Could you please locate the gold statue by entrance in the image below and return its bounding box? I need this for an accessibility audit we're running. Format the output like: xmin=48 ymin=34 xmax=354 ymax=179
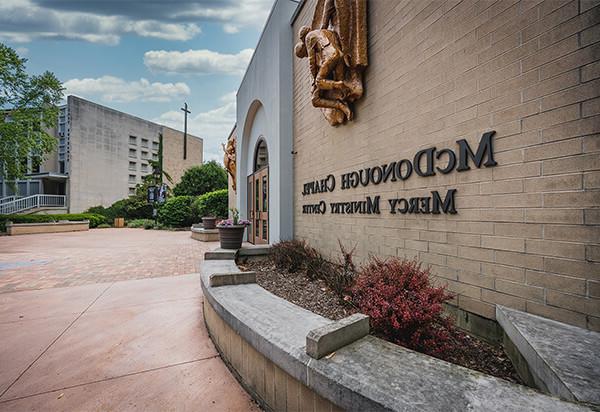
xmin=222 ymin=137 xmax=237 ymax=191
xmin=295 ymin=0 xmax=368 ymax=126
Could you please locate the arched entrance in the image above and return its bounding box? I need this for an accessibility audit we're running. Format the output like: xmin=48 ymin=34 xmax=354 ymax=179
xmin=247 ymin=139 xmax=269 ymax=244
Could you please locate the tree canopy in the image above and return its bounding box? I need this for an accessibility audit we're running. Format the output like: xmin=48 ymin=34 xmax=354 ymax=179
xmin=0 ymin=43 xmax=64 ymax=181
xmin=173 ymin=160 xmax=228 ymax=197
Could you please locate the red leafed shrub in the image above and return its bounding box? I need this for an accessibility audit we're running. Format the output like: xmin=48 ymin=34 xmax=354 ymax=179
xmin=351 ymin=257 xmax=456 ymax=356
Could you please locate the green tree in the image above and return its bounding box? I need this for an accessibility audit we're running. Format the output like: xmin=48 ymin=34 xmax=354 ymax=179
xmin=0 ymin=43 xmax=64 ymax=181
xmin=173 ymin=160 xmax=227 ymax=196
xmin=192 ymin=189 xmax=228 ymax=219
xmin=143 ymin=159 xmax=173 ymax=188
xmin=157 ymin=195 xmax=196 ymax=227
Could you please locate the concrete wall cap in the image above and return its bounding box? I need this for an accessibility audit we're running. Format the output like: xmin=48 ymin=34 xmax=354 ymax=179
xmin=306 ymin=313 xmax=370 ymax=359
xmin=209 ymin=271 xmax=257 ymax=287
xmin=497 ymin=305 xmax=600 ymax=405
xmin=200 ymin=261 xmax=592 ymax=411
xmin=6 ymin=220 xmax=89 ymax=227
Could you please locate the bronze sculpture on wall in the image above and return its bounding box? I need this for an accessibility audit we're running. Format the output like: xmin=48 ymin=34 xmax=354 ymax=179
xmin=295 ymin=0 xmax=368 ymax=126
xmin=222 ymin=137 xmax=237 ymax=191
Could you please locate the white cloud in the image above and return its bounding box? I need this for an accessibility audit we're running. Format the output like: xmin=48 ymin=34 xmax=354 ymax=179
xmin=154 ymin=92 xmax=236 ymax=162
xmin=126 ymin=21 xmax=200 ymax=42
xmin=64 ymin=76 xmax=190 ymax=103
xmin=223 ymin=24 xmax=240 ymax=34
xmin=144 ymin=48 xmax=254 ymax=75
xmin=171 ymin=0 xmax=273 ymax=33
xmin=0 ymin=0 xmax=200 ymax=45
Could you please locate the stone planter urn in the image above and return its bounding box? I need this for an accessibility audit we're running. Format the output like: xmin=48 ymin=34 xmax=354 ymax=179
xmin=217 ymin=225 xmax=246 ymax=249
xmin=202 ymin=217 xmax=217 ymax=229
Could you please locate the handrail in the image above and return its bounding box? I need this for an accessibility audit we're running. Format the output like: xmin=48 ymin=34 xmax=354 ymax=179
xmin=0 ymin=196 xmax=19 ymax=205
xmin=0 ymin=194 xmax=66 ymax=215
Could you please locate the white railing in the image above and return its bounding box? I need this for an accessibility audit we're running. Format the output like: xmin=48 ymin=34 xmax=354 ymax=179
xmin=0 ymin=196 xmax=19 ymax=205
xmin=0 ymin=194 xmax=66 ymax=215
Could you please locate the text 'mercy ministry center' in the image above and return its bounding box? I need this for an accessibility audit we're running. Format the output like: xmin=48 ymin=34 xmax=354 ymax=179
xmin=301 ymin=131 xmax=498 ymax=216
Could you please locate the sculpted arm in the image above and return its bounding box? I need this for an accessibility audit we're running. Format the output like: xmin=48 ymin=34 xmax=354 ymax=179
xmin=308 ymin=43 xmax=318 ymax=79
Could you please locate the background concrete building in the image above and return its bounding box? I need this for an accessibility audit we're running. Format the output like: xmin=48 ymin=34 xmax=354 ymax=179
xmin=1 ymin=95 xmax=202 ymax=213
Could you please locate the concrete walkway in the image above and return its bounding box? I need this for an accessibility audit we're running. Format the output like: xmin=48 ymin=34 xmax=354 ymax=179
xmin=0 ymin=230 xmax=259 ymax=411
xmin=0 ymin=229 xmax=209 ymax=293
xmin=0 ymin=274 xmax=259 ymax=411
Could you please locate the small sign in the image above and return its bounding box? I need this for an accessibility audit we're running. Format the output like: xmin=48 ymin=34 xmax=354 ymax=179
xmin=158 ymin=184 xmax=167 ymax=204
xmin=147 ymin=186 xmax=156 ymax=203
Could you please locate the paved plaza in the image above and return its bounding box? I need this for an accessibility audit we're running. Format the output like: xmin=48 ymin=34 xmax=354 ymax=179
xmin=0 ymin=229 xmax=259 ymax=411
xmin=0 ymin=228 xmax=209 ymax=293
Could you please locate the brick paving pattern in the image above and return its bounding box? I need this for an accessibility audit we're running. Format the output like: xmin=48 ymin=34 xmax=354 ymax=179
xmin=0 ymin=229 xmax=258 ymax=411
xmin=0 ymin=228 xmax=215 ymax=293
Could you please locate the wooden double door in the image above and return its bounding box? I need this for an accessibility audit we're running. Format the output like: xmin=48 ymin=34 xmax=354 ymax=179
xmin=247 ymin=167 xmax=269 ymax=244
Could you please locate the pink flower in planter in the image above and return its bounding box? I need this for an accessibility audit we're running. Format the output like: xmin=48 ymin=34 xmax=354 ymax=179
xmin=217 ymin=219 xmax=251 ymax=227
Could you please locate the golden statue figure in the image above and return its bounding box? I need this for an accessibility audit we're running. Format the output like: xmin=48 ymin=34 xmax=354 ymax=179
xmin=295 ymin=0 xmax=368 ymax=126
xmin=222 ymin=137 xmax=236 ymax=191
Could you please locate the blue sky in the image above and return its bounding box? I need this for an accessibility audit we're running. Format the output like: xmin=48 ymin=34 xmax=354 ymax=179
xmin=0 ymin=0 xmax=277 ymax=161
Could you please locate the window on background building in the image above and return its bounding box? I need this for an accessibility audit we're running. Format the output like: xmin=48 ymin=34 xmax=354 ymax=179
xmin=129 ymin=161 xmax=136 ymax=171
xmin=129 ymin=136 xmax=137 ymax=145
xmin=152 ymin=141 xmax=159 ymax=151
xmin=59 ymin=161 xmax=65 ymax=174
xmin=17 ymin=181 xmax=27 ymax=196
xmin=129 ymin=148 xmax=136 ymax=158
xmin=128 ymin=187 xmax=135 ymax=195
xmin=152 ymin=153 xmax=158 ymax=161
xmin=141 ymin=138 xmax=149 ymax=148
xmin=30 ymin=181 xmax=40 ymax=195
xmin=141 ymin=163 xmax=148 ymax=173
xmin=128 ymin=174 xmax=136 ymax=183
xmin=141 ymin=151 xmax=148 ymax=160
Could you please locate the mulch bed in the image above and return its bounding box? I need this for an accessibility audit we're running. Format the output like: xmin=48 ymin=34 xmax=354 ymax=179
xmin=240 ymin=259 xmax=523 ymax=385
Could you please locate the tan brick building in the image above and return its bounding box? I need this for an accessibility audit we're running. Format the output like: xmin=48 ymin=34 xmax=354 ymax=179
xmin=290 ymin=0 xmax=600 ymax=331
xmin=0 ymin=96 xmax=203 ymax=213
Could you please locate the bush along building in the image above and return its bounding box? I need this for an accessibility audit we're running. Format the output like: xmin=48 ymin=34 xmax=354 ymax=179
xmin=0 ymin=95 xmax=203 ymax=214
xmin=227 ymin=0 xmax=600 ymax=408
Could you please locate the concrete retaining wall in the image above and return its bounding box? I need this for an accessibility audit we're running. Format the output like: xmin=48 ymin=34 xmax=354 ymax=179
xmin=204 ymin=300 xmax=341 ymax=412
xmin=6 ymin=220 xmax=89 ymax=235
xmin=200 ymin=258 xmax=591 ymax=412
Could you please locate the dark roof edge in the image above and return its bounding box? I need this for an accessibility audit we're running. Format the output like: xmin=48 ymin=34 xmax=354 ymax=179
xmin=290 ymin=0 xmax=308 ymax=24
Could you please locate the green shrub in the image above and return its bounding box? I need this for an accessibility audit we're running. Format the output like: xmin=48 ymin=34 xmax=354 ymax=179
xmin=86 ymin=205 xmax=107 ymax=216
xmin=122 ymin=197 xmax=153 ymax=220
xmin=86 ymin=201 xmax=125 ymax=222
xmin=85 ymin=191 xmax=153 ymax=222
xmin=144 ymin=221 xmax=155 ymax=230
xmin=96 ymin=223 xmax=111 ymax=229
xmin=84 ymin=214 xmax=107 ymax=228
xmin=127 ymin=218 xmax=154 ymax=228
xmin=157 ymin=196 xmax=195 ymax=228
xmin=173 ymin=161 xmax=227 ymax=196
xmin=192 ymin=189 xmax=228 ymax=219
xmin=0 ymin=213 xmax=107 ymax=231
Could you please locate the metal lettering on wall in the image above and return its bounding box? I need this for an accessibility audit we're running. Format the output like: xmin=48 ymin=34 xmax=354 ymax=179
xmin=300 ymin=131 xmax=497 ymax=215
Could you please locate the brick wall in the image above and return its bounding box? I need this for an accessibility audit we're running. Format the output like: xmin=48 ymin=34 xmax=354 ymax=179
xmin=293 ymin=0 xmax=600 ymax=330
xmin=161 ymin=126 xmax=203 ymax=185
